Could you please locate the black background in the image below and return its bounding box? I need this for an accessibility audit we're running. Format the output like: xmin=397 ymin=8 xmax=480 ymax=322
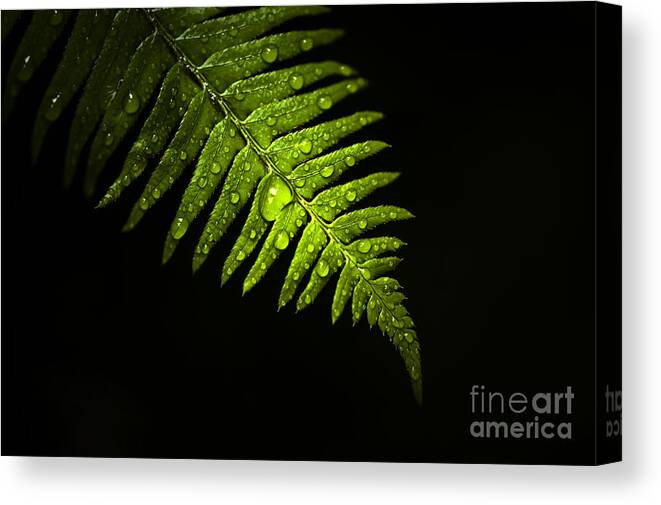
xmin=2 ymin=3 xmax=601 ymax=463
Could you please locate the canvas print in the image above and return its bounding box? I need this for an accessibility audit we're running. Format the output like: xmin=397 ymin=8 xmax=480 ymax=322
xmin=1 ymin=3 xmax=621 ymax=464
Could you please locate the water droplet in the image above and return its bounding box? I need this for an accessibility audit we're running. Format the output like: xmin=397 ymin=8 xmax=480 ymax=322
xmin=211 ymin=162 xmax=221 ymax=174
xmin=49 ymin=10 xmax=63 ymax=26
xmin=339 ymin=65 xmax=353 ymax=76
xmin=389 ymin=211 xmax=397 ymax=219
xmin=259 ymin=175 xmax=292 ymax=221
xmin=295 ymin=219 xmax=303 ymax=227
xmin=288 ymin=73 xmax=304 ymax=90
xmin=344 ymin=155 xmax=356 ymax=167
xmin=345 ymin=190 xmax=357 ymax=202
xmin=358 ymin=240 xmax=371 ymax=253
xmin=103 ymin=132 xmax=114 ymax=146
xmin=244 ymin=162 xmax=251 ymax=172
xmin=300 ymin=38 xmax=314 ymax=51
xmin=266 ymin=116 xmax=277 ymax=127
xmin=197 ymin=176 xmax=208 ymax=188
xmin=298 ymin=138 xmax=312 ymax=154
xmin=346 ymin=82 xmax=358 ymax=93
xmin=274 ymin=230 xmax=290 ymax=250
xmin=260 ymin=44 xmax=279 ymax=63
xmin=17 ymin=55 xmax=33 ymax=82
xmin=306 ymin=244 xmax=315 ymax=253
xmin=358 ymin=219 xmax=368 ymax=230
xmin=171 ymin=217 xmax=189 ymax=240
xmin=179 ymin=151 xmax=187 ymax=161
xmin=139 ymin=197 xmax=149 ymax=210
xmin=230 ymin=192 xmax=240 ymax=204
xmin=151 ymin=187 xmax=161 ymax=199
xmin=124 ymin=92 xmax=139 ymax=115
xmin=229 ymin=26 xmax=239 ymax=37
xmin=45 ymin=93 xmax=63 ymax=121
xmin=317 ymin=165 xmax=333 ymax=179
xmin=316 ymin=259 xmax=330 ymax=277
xmin=304 ymin=294 xmax=311 ymax=304
xmin=237 ymin=250 xmax=246 ymax=261
xmin=317 ymin=95 xmax=332 ymax=110
xmin=293 ymin=178 xmax=305 ymax=188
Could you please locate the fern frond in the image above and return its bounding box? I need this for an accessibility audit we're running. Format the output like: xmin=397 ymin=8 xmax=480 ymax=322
xmin=3 ymin=7 xmax=423 ymax=404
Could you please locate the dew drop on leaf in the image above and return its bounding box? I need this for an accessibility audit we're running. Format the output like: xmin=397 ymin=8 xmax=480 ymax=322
xmin=299 ymin=37 xmax=313 ymax=51
xmin=259 ymin=175 xmax=292 ymax=221
xmin=358 ymin=240 xmax=371 ymax=253
xmin=274 ymin=230 xmax=290 ymax=250
xmin=230 ymin=191 xmax=240 ymax=204
xmin=210 ymin=162 xmax=221 ymax=174
xmin=288 ymin=73 xmax=304 ymax=90
xmin=298 ymin=138 xmax=312 ymax=154
xmin=171 ymin=217 xmax=189 ymax=240
xmin=237 ymin=250 xmax=246 ymax=261
xmin=260 ymin=44 xmax=279 ymax=63
xmin=345 ymin=190 xmax=357 ymax=202
xmin=316 ymin=259 xmax=330 ymax=278
xmin=317 ymin=95 xmax=332 ymax=110
xmin=358 ymin=219 xmax=368 ymax=230
xmin=124 ymin=92 xmax=140 ymax=115
xmin=344 ymin=155 xmax=356 ymax=167
xmin=320 ymin=166 xmax=334 ymax=178
xmin=179 ymin=151 xmax=188 ymax=161
xmin=49 ymin=10 xmax=63 ymax=26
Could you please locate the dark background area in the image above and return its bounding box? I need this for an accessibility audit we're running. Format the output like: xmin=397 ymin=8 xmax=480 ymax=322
xmin=2 ymin=3 xmax=603 ymax=463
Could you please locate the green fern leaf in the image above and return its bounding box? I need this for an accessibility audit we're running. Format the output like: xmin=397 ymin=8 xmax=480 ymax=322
xmin=3 ymin=6 xmax=423 ymax=404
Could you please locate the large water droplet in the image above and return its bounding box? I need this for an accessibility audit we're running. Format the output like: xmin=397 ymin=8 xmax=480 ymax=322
xmin=345 ymin=190 xmax=357 ymax=202
xmin=152 ymin=187 xmax=161 ymax=199
xmin=274 ymin=230 xmax=290 ymax=250
xmin=171 ymin=216 xmax=189 ymax=240
xmin=358 ymin=240 xmax=371 ymax=253
xmin=320 ymin=166 xmax=334 ymax=178
xmin=230 ymin=191 xmax=240 ymax=204
xmin=17 ymin=55 xmax=33 ymax=82
xmin=298 ymin=138 xmax=312 ymax=154
xmin=259 ymin=174 xmax=292 ymax=221
xmin=344 ymin=155 xmax=356 ymax=167
xmin=300 ymin=38 xmax=314 ymax=51
xmin=124 ymin=92 xmax=140 ymax=114
xmin=317 ymin=95 xmax=332 ymax=110
xmin=197 ymin=176 xmax=208 ymax=188
xmin=179 ymin=151 xmax=188 ymax=161
xmin=211 ymin=162 xmax=221 ymax=174
xmin=358 ymin=219 xmax=368 ymax=230
xmin=316 ymin=259 xmax=329 ymax=278
xmin=49 ymin=10 xmax=63 ymax=26
xmin=260 ymin=44 xmax=279 ymax=63
xmin=45 ymin=92 xmax=63 ymax=121
xmin=237 ymin=250 xmax=246 ymax=261
xmin=288 ymin=73 xmax=304 ymax=90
